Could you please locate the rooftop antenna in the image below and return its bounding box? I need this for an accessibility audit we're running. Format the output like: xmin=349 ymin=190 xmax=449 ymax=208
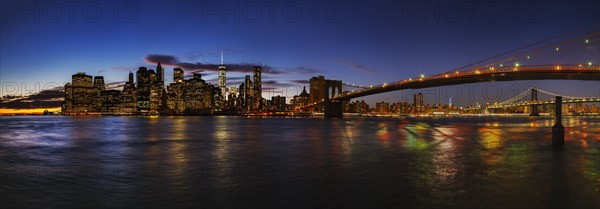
xmin=221 ymin=51 xmax=223 ymax=65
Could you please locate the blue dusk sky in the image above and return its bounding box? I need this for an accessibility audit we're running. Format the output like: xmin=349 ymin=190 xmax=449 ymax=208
xmin=1 ymin=0 xmax=599 ymax=106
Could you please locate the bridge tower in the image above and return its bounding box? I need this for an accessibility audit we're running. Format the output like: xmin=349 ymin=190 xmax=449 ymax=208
xmin=552 ymin=96 xmax=564 ymax=146
xmin=529 ymin=88 xmax=540 ymax=116
xmin=324 ymin=79 xmax=343 ymax=118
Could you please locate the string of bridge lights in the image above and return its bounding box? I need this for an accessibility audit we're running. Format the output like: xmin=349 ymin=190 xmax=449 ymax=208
xmin=497 ymin=88 xmax=589 ymax=106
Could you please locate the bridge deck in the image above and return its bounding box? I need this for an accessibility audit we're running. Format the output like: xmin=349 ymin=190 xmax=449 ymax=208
xmin=302 ymin=64 xmax=600 ymax=109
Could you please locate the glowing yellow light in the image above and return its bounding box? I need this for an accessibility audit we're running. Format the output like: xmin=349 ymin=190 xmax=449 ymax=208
xmin=0 ymin=107 xmax=62 ymax=115
xmin=588 ymin=62 xmax=593 ymax=66
xmin=420 ymin=74 xmax=425 ymax=78
xmin=499 ymin=64 xmax=503 ymax=67
xmin=555 ymin=65 xmax=561 ymax=70
xmin=409 ymin=78 xmax=412 ymax=81
xmin=514 ymin=62 xmax=520 ymax=67
xmin=444 ymin=74 xmax=449 ymax=78
xmin=585 ymin=39 xmax=589 ymax=43
xmin=555 ymin=47 xmax=559 ymax=51
xmin=526 ymin=56 xmax=530 ymax=59
xmin=370 ymin=85 xmax=373 ymax=88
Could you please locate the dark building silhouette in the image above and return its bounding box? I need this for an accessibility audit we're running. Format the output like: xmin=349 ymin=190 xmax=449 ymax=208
xmin=253 ymin=66 xmax=262 ymax=111
xmin=92 ymin=76 xmax=105 ymax=112
xmin=414 ymin=93 xmax=424 ymax=113
xmin=291 ymin=86 xmax=309 ymax=110
xmin=101 ymin=90 xmax=121 ymax=113
xmin=270 ymin=95 xmax=286 ymax=111
xmin=375 ymin=101 xmax=390 ymax=113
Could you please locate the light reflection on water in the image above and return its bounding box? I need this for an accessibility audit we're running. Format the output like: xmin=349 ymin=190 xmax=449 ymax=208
xmin=0 ymin=116 xmax=599 ymax=209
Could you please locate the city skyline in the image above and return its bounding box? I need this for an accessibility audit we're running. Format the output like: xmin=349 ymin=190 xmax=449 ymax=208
xmin=2 ymin=1 xmax=599 ymax=110
xmin=2 ymin=1 xmax=600 ymax=209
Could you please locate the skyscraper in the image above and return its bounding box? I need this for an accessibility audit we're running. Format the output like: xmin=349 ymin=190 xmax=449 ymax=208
xmin=92 ymin=76 xmax=105 ymax=112
xmin=244 ymin=75 xmax=253 ymax=111
xmin=136 ymin=67 xmax=150 ymax=114
xmin=414 ymin=93 xmax=424 ymax=113
xmin=174 ymin=68 xmax=184 ymax=83
xmin=218 ymin=52 xmax=227 ymax=105
xmin=253 ymin=66 xmax=262 ymax=110
xmin=63 ymin=72 xmax=94 ymax=113
xmin=121 ymin=71 xmax=137 ymax=114
xmin=157 ymin=62 xmax=164 ymax=83
xmin=128 ymin=71 xmax=134 ymax=83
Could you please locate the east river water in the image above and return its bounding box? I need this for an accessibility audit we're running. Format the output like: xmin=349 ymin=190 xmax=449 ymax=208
xmin=0 ymin=116 xmax=598 ymax=208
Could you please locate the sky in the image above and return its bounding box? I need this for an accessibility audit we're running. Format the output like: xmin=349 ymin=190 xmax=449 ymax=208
xmin=1 ymin=0 xmax=599 ymax=107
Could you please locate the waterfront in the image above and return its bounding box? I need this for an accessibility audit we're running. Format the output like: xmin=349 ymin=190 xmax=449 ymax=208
xmin=0 ymin=116 xmax=599 ymax=208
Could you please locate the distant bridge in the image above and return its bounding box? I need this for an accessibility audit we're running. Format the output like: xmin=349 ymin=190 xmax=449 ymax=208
xmin=486 ymin=88 xmax=600 ymax=110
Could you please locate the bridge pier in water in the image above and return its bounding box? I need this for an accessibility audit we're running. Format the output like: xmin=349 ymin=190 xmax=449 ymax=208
xmin=529 ymin=88 xmax=540 ymax=116
xmin=324 ymin=101 xmax=343 ymax=118
xmin=552 ymin=96 xmax=564 ymax=146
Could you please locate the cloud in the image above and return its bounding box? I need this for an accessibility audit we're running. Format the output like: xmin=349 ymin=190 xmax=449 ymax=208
xmin=289 ymin=79 xmax=309 ymax=84
xmin=283 ymin=66 xmax=323 ymax=74
xmin=144 ymin=54 xmax=323 ymax=75
xmin=145 ymin=54 xmax=179 ymax=65
xmin=0 ymin=90 xmax=64 ymax=109
xmin=336 ymin=59 xmax=377 ymax=74
xmin=262 ymin=80 xmax=295 ymax=88
xmin=145 ymin=54 xmax=285 ymax=74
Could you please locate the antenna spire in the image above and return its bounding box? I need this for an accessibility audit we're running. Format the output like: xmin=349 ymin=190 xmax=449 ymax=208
xmin=221 ymin=51 xmax=223 ymax=65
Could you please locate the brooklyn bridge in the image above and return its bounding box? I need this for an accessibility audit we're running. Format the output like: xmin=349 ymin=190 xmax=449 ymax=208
xmin=302 ymin=31 xmax=600 ymax=118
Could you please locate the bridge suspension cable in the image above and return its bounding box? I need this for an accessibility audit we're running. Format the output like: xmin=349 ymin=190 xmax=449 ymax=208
xmin=440 ymin=27 xmax=600 ymax=76
xmin=497 ymin=88 xmax=589 ymax=106
xmin=499 ymin=89 xmax=532 ymax=105
xmin=536 ymin=88 xmax=587 ymax=100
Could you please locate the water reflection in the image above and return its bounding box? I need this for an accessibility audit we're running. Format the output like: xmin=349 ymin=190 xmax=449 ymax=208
xmin=0 ymin=116 xmax=598 ymax=208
